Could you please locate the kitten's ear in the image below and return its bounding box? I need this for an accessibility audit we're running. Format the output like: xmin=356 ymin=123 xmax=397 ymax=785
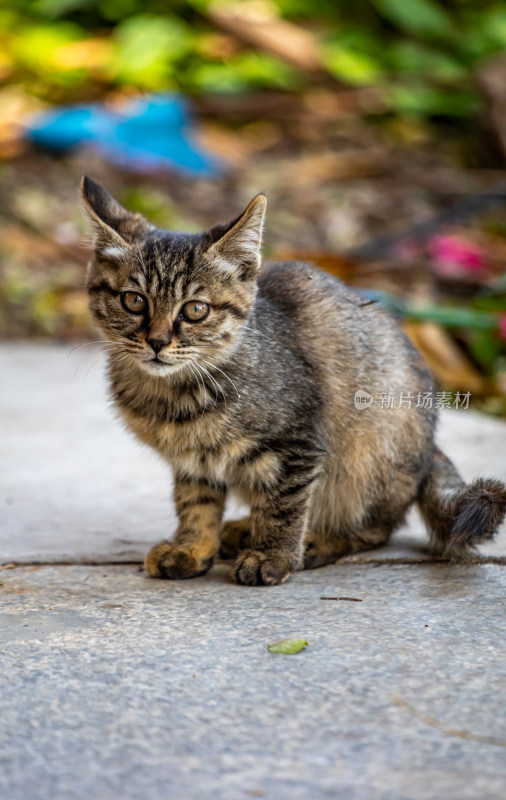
xmin=80 ymin=176 xmax=152 ymax=255
xmin=206 ymin=194 xmax=266 ymax=279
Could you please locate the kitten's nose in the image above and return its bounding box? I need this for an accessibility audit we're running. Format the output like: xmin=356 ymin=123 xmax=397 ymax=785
xmin=148 ymin=338 xmax=169 ymax=354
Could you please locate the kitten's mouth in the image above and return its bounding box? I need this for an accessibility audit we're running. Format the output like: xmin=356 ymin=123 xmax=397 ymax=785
xmin=138 ymin=355 xmax=183 ymax=376
xmin=149 ymin=357 xmax=176 ymax=368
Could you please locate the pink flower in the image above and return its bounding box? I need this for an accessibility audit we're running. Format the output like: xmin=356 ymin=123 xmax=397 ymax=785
xmin=428 ymin=235 xmax=485 ymax=276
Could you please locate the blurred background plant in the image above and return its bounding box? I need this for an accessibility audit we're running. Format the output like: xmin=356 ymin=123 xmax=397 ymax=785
xmin=0 ymin=0 xmax=505 ymax=413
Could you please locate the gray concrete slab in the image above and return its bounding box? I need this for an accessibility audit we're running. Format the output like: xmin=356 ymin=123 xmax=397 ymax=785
xmin=1 ymin=562 xmax=505 ymax=800
xmin=1 ymin=343 xmax=505 ymax=564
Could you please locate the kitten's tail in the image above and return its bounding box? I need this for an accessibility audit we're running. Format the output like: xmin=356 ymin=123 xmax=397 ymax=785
xmin=417 ymin=446 xmax=506 ymax=555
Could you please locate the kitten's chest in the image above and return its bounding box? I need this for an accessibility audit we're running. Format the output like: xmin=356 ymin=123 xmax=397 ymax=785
xmin=114 ymin=391 xmax=274 ymax=488
xmin=110 ymin=365 xmax=280 ymax=488
xmin=115 ymin=390 xmax=227 ymax=455
xmin=114 ymin=386 xmax=235 ymax=466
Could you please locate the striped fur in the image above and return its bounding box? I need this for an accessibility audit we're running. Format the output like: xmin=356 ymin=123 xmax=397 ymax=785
xmin=81 ymin=177 xmax=506 ymax=585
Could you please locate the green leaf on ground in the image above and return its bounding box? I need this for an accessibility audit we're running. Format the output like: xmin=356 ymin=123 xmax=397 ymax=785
xmin=267 ymin=638 xmax=308 ymax=654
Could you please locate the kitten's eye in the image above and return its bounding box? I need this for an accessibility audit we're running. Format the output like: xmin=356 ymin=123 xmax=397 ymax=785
xmin=181 ymin=301 xmax=210 ymax=322
xmin=121 ymin=292 xmax=147 ymax=314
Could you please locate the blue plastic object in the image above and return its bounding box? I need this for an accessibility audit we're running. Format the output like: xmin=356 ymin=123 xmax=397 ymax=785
xmin=26 ymin=94 xmax=222 ymax=177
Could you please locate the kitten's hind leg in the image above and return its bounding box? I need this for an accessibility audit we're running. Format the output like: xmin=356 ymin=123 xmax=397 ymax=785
xmin=302 ymin=530 xmax=351 ymax=569
xmin=219 ymin=517 xmax=251 ymax=560
xmin=302 ymin=525 xmax=392 ymax=570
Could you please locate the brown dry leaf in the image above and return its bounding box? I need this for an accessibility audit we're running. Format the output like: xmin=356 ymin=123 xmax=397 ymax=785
xmin=195 ymin=120 xmax=281 ymax=166
xmin=403 ymin=321 xmax=490 ymax=395
xmin=209 ymin=0 xmax=324 ymax=73
xmin=278 ymin=150 xmax=389 ymax=186
xmin=240 ymin=120 xmax=281 ymax=152
xmin=194 ymin=121 xmax=250 ymax=166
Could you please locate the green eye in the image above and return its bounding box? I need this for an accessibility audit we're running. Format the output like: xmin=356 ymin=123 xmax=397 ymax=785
xmin=181 ymin=301 xmax=210 ymax=322
xmin=121 ymin=292 xmax=147 ymax=314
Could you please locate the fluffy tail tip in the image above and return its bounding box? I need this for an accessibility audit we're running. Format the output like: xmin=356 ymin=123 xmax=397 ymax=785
xmin=449 ymin=478 xmax=506 ymax=550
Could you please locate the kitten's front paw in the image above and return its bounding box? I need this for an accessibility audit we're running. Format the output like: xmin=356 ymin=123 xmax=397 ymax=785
xmin=233 ymin=549 xmax=294 ymax=586
xmin=145 ymin=541 xmax=214 ymax=580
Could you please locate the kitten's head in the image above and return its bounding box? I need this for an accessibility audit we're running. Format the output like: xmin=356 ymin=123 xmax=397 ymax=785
xmin=81 ymin=176 xmax=266 ymax=378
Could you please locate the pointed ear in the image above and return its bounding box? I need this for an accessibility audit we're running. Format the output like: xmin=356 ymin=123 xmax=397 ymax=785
xmin=206 ymin=194 xmax=266 ymax=279
xmin=80 ymin=176 xmax=153 ymax=257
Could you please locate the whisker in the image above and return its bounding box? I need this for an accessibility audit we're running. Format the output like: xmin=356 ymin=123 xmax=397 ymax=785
xmin=193 ymin=361 xmax=217 ymax=402
xmin=68 ymin=340 xmax=125 ymax=356
xmin=73 ymin=348 xmax=128 ymax=383
xmin=194 ymin=360 xmax=226 ymax=406
xmin=187 ymin=263 xmax=203 ymax=285
xmin=186 ymin=362 xmax=198 ymax=384
xmin=191 ymin=361 xmax=217 ymax=412
xmin=136 ymin=245 xmax=149 ymax=279
xmin=82 ymin=358 xmax=102 ymax=384
xmin=194 ymin=360 xmax=224 ymax=408
xmin=239 ymin=324 xmax=269 ymax=340
xmin=187 ymin=360 xmax=206 ymax=399
xmin=201 ymin=359 xmax=240 ymax=400
xmin=186 ymin=361 xmax=199 ymax=389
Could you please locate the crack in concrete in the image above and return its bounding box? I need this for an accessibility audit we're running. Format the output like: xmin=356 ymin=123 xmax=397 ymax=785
xmin=392 ymin=694 xmax=506 ymax=748
xmin=2 ymin=556 xmax=506 ymax=569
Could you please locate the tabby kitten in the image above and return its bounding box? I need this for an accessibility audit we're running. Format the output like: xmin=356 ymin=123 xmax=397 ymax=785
xmin=81 ymin=176 xmax=505 ymax=585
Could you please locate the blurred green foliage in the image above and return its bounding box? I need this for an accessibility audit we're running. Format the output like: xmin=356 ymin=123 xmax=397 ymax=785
xmin=1 ymin=0 xmax=505 ymax=408
xmin=1 ymin=0 xmax=505 ymax=117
